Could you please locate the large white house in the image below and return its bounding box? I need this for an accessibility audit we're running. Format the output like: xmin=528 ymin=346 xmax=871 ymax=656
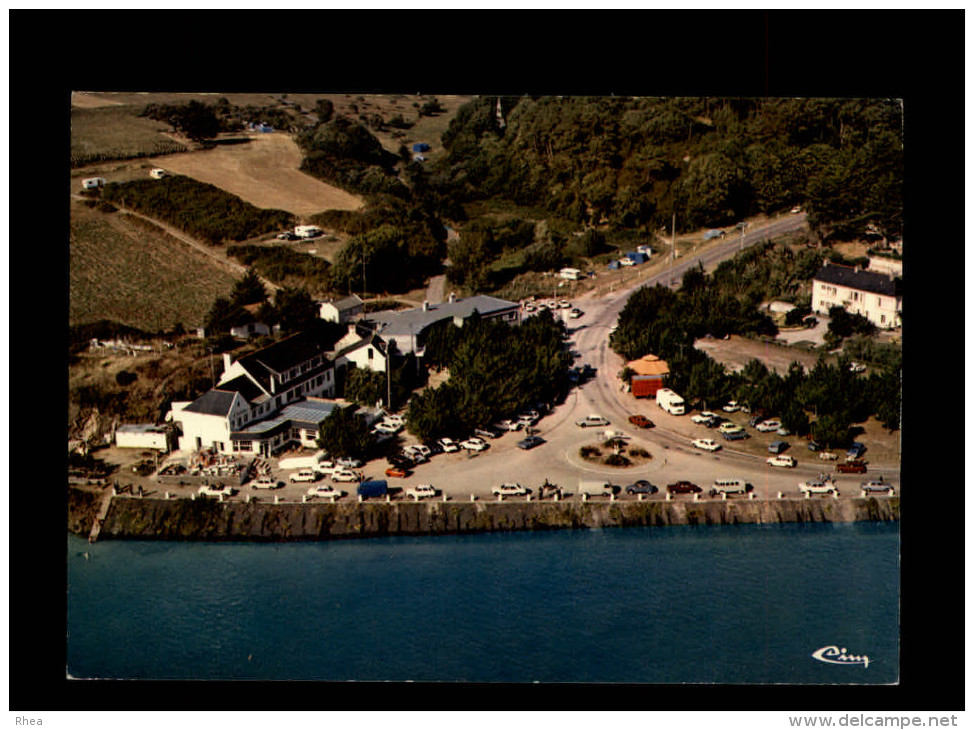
xmin=811 ymin=261 xmax=902 ymax=329
xmin=170 ymin=331 xmax=338 ymax=457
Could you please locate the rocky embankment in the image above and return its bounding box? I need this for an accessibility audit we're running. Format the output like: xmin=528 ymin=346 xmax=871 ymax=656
xmin=70 ymin=489 xmax=900 ymax=542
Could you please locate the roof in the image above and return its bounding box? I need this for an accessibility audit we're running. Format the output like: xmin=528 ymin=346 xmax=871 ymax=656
xmin=235 ymin=331 xmax=332 ymax=391
xmin=324 ymin=294 xmax=364 ymax=312
xmin=813 ymin=262 xmax=902 ymax=297
xmin=231 ymin=398 xmax=338 ymax=438
xmin=626 ymin=354 xmax=670 ymax=377
xmin=218 ymin=374 xmax=267 ymax=403
xmin=183 ymin=390 xmax=237 ymax=417
xmin=365 ymin=295 xmax=519 ymax=337
xmin=117 ymin=423 xmax=168 ymax=434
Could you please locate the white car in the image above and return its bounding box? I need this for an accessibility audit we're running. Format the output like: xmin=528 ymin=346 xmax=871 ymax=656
xmin=619 ymin=258 xmax=636 ymax=266
xmin=692 ymin=438 xmax=721 ymax=452
xmin=722 ymin=401 xmax=741 ymax=413
xmin=372 ymin=422 xmax=400 ymax=435
xmin=459 ymin=438 xmax=488 ymax=452
xmin=766 ymin=454 xmax=797 ymax=468
xmin=307 ymin=485 xmax=342 ymax=499
xmin=437 ymin=437 xmax=460 ymax=453
xmin=492 ymin=483 xmax=528 ymax=496
xmin=495 ymin=419 xmax=523 ymax=432
xmin=819 ymin=451 xmax=839 ymax=461
xmin=198 ymin=484 xmax=235 ymax=497
xmin=336 ymin=457 xmax=363 ymax=469
xmin=755 ymin=419 xmax=782 ymax=433
xmin=406 ymin=484 xmax=437 ymax=500
xmin=411 ymin=445 xmax=432 ymax=459
xmin=331 ymin=470 xmax=360 ymax=483
xmin=799 ymin=479 xmax=839 ymax=496
xmin=251 ymin=477 xmax=281 ymax=490
xmin=718 ymin=422 xmax=743 ymax=434
xmin=559 ymin=300 xmax=571 ymax=309
xmin=691 ymin=411 xmax=718 ymax=424
xmin=383 ymin=414 xmax=406 ymax=427
xmin=576 ymin=414 xmax=610 ymax=428
xmin=568 ymin=309 xmax=584 ymax=319
xmin=402 ymin=447 xmax=428 ymax=464
xmin=861 ymin=478 xmax=895 ymax=496
xmin=289 ymin=469 xmax=320 ymax=483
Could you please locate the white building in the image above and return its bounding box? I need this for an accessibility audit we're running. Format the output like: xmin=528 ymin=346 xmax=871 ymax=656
xmin=170 ymin=331 xmax=338 ymax=457
xmin=811 ymin=261 xmax=902 ymax=329
xmin=319 ymin=294 xmax=364 ymax=324
xmin=115 ymin=423 xmax=173 ymax=451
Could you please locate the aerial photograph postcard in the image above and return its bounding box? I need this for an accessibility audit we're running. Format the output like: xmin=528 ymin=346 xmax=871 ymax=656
xmin=67 ymin=90 xmax=901 ymax=685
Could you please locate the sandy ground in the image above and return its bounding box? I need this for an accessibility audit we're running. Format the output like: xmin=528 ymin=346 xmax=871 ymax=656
xmin=694 ymin=334 xmax=832 ymax=375
xmin=151 ymin=133 xmax=364 ymax=217
xmin=71 ymin=91 xmax=125 ymax=108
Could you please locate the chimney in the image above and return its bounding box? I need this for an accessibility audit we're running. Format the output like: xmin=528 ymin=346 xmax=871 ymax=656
xmin=449 ymin=292 xmax=456 ymax=303
xmin=223 ymin=353 xmax=233 ymax=373
xmin=422 ymin=301 xmax=430 ymax=311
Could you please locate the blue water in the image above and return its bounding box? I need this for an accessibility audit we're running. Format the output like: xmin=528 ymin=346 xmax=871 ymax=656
xmin=67 ymin=523 xmax=898 ymax=683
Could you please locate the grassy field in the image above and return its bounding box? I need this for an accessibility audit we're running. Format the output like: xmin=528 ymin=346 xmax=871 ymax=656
xmin=69 ymin=201 xmax=238 ymax=331
xmin=70 ymin=106 xmax=188 ymax=167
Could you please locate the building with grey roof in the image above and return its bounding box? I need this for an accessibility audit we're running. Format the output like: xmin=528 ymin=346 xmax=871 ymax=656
xmin=811 ymin=261 xmax=902 ymax=329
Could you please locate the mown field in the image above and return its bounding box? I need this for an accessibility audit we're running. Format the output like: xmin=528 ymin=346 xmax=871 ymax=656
xmin=69 ymin=202 xmax=238 ymax=331
xmin=70 ymin=106 xmax=188 ymax=167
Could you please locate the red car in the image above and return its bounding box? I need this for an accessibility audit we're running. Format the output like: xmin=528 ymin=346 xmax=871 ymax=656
xmin=836 ymin=460 xmax=867 ymax=474
xmin=385 ymin=467 xmax=410 ymax=478
xmin=628 ymin=414 xmax=655 ymax=428
xmin=667 ymin=481 xmax=701 ymax=494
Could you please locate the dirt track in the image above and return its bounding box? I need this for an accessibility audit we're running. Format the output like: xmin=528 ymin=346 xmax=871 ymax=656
xmin=151 ymin=133 xmax=364 ymax=217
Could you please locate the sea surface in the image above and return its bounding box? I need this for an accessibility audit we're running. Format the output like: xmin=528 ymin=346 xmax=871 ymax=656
xmin=67 ymin=522 xmax=899 ymax=684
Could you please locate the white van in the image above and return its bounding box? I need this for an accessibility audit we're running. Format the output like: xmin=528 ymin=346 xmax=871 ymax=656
xmin=81 ymin=177 xmax=106 ymax=190
xmin=579 ymin=480 xmax=613 ymax=498
xmin=559 ymin=267 xmax=582 ymax=281
xmin=294 ymin=225 xmax=323 ymax=239
xmin=710 ymin=478 xmax=747 ymax=497
xmin=656 ymin=388 xmax=685 ymax=415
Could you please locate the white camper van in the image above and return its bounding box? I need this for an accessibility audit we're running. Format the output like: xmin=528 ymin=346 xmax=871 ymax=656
xmin=656 ymin=388 xmax=685 ymax=415
xmin=81 ymin=177 xmax=106 ymax=190
xmin=559 ymin=267 xmax=582 ymax=281
xmin=294 ymin=225 xmax=323 ymax=239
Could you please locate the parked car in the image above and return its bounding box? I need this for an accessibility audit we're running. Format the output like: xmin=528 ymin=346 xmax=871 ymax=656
xmin=437 ymin=437 xmax=460 ymax=453
xmin=709 ymin=478 xmax=748 ymax=497
xmin=691 ymin=411 xmax=718 ymax=424
xmin=383 ymin=414 xmax=406 ymax=427
xmin=628 ymin=414 xmax=654 ymax=428
xmin=625 ymin=480 xmax=658 ymax=495
xmin=384 ymin=466 xmax=410 ymax=479
xmin=372 ymin=422 xmax=400 ymax=435
xmin=406 ymin=484 xmax=437 ymax=500
xmin=576 ymin=414 xmax=610 ymax=428
xmin=251 ymin=477 xmax=281 ymax=490
xmin=198 ymin=484 xmax=235 ymax=497
xmin=492 ymin=483 xmax=528 ymax=496
xmin=767 ymin=454 xmax=797 ymax=468
xmin=459 ymin=438 xmax=489 ymax=452
xmin=307 ymin=485 xmax=342 ymax=499
xmin=517 ymin=435 xmax=546 ymax=450
xmin=807 ymin=440 xmax=822 ymax=451
xmin=718 ymin=422 xmax=744 ymax=434
xmin=705 ymin=416 xmax=726 ymax=429
xmin=474 ymin=427 xmax=501 ymax=440
xmin=767 ymin=440 xmax=789 ymax=454
xmin=331 ymin=470 xmax=360 ymax=483
xmin=861 ymin=477 xmax=895 ymax=495
xmin=819 ymin=451 xmax=838 ymax=461
xmin=411 ymin=445 xmax=432 ymax=459
xmin=276 ymin=232 xmax=299 ymax=241
xmin=667 ymin=481 xmax=701 ymax=494
xmin=692 ymin=438 xmax=721 ymax=452
xmin=836 ymin=460 xmax=867 ymax=474
xmin=569 ymin=308 xmax=584 ymax=318
xmin=799 ymin=478 xmax=838 ymax=496
xmin=776 ymin=427 xmax=792 ymax=436
xmin=289 ymin=469 xmax=319 ymax=483
xmin=722 ymin=430 xmax=750 ymax=441
xmin=337 ymin=457 xmax=363 ymax=469
xmin=755 ymin=419 xmax=782 ymax=433
xmin=722 ymin=401 xmax=742 ymax=413
xmin=494 ymin=419 xmax=523 ymax=432
xmin=846 ymin=442 xmax=867 ymax=460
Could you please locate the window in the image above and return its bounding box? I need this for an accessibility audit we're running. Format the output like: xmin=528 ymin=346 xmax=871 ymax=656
xmin=367 ymin=348 xmax=373 ymax=360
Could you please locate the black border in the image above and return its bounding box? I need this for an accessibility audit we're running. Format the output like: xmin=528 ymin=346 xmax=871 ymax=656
xmin=11 ymin=7 xmax=963 ymax=715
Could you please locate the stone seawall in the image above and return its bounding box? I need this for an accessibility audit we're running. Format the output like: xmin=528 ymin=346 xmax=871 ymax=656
xmin=77 ymin=493 xmax=900 ymax=542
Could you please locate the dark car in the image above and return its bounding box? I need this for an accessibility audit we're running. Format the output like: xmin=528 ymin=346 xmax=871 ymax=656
xmin=667 ymin=481 xmax=701 ymax=494
xmin=628 ymin=414 xmax=654 ymax=429
xmin=424 ymin=442 xmax=444 ymax=456
xmin=846 ymin=442 xmax=867 ymax=460
xmin=807 ymin=440 xmax=822 ymax=451
xmin=767 ymin=440 xmax=790 ymax=454
xmin=748 ymin=412 xmax=769 ymax=428
xmin=516 ymin=435 xmax=546 ymax=450
xmin=722 ymin=429 xmax=750 ymax=441
xmin=836 ymin=460 xmax=867 ymax=474
xmin=705 ymin=416 xmax=725 ymax=428
xmin=625 ymin=480 xmax=658 ymax=495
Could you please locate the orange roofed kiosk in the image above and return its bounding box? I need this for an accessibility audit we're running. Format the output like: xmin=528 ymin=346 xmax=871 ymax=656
xmin=628 ymin=355 xmax=670 ymax=398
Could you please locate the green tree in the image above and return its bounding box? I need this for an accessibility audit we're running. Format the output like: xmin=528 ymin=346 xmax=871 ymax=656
xmin=316 ymin=405 xmax=373 ymax=459
xmin=172 ymin=101 xmax=222 ymax=142
xmin=274 ymin=286 xmax=317 ymax=332
xmin=230 ymin=268 xmax=268 ymax=307
xmin=204 ymin=296 xmax=251 ymax=334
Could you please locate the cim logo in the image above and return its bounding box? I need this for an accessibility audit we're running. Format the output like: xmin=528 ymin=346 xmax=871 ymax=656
xmin=811 ymin=645 xmax=870 ymax=668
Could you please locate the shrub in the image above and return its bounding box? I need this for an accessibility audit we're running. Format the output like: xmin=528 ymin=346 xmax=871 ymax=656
xmin=579 ymin=446 xmax=601 ymax=459
xmin=604 ymin=453 xmax=631 ymax=467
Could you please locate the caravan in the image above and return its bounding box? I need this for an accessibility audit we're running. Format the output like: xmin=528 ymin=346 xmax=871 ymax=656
xmin=655 ymin=388 xmax=685 ymax=415
xmin=559 ymin=267 xmax=582 ymax=281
